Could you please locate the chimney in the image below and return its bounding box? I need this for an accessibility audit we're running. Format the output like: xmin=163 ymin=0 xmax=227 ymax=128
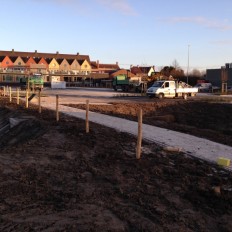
xmin=35 ymin=50 xmax=37 ymax=54
xmin=56 ymin=51 xmax=59 ymax=55
xmin=97 ymin=60 xmax=99 ymax=69
xmin=77 ymin=52 xmax=79 ymax=55
xmin=12 ymin=49 xmax=14 ymax=53
xmin=116 ymin=61 xmax=118 ymax=66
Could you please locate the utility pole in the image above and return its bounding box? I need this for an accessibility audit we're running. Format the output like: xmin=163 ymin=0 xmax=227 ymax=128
xmin=187 ymin=44 xmax=190 ymax=84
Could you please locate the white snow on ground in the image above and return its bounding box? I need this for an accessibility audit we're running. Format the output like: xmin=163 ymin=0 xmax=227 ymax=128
xmin=39 ymin=99 xmax=232 ymax=170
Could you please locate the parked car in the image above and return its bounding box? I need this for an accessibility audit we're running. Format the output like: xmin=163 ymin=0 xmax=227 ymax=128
xmin=194 ymin=83 xmax=212 ymax=92
xmin=212 ymin=86 xmax=221 ymax=92
xmin=228 ymin=86 xmax=232 ymax=93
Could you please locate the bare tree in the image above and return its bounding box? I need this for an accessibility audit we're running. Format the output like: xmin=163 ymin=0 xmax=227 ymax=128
xmin=172 ymin=59 xmax=180 ymax=70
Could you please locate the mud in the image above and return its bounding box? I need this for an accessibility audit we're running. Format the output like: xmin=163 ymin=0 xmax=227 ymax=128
xmin=0 ymin=98 xmax=232 ymax=232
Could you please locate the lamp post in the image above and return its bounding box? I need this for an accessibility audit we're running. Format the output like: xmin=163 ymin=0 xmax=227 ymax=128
xmin=187 ymin=44 xmax=190 ymax=84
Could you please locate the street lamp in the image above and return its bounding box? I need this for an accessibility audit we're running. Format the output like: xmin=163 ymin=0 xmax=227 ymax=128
xmin=187 ymin=44 xmax=190 ymax=84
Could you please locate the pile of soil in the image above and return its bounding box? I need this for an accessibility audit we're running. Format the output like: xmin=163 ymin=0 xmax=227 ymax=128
xmin=0 ymin=98 xmax=232 ymax=231
xmin=67 ymin=100 xmax=232 ymax=146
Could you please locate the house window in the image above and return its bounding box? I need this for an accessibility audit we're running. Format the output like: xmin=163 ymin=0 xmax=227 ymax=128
xmin=16 ymin=76 xmax=21 ymax=82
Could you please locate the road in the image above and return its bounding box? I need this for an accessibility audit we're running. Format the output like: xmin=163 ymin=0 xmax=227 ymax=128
xmin=42 ymin=87 xmax=148 ymax=104
xmin=41 ymin=87 xmax=232 ymax=105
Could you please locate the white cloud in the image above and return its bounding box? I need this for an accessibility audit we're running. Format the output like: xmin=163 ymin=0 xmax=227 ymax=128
xmin=210 ymin=40 xmax=232 ymax=45
xmin=31 ymin=0 xmax=77 ymax=5
xmin=30 ymin=0 xmax=137 ymax=15
xmin=96 ymin=0 xmax=137 ymax=16
xmin=163 ymin=16 xmax=232 ymax=31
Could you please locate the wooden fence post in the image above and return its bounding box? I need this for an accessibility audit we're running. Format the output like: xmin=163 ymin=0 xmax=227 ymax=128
xmin=56 ymin=95 xmax=59 ymax=121
xmin=86 ymin=99 xmax=89 ymax=133
xmin=3 ymin=86 xmax=6 ymax=96
xmin=26 ymin=90 xmax=29 ymax=108
xmin=9 ymin=87 xmax=12 ymax=102
xmin=38 ymin=90 xmax=41 ymax=113
xmin=136 ymin=108 xmax=143 ymax=159
xmin=16 ymin=88 xmax=19 ymax=105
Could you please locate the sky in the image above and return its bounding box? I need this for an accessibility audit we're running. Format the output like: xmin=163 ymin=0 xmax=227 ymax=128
xmin=1 ymin=0 xmax=232 ymax=73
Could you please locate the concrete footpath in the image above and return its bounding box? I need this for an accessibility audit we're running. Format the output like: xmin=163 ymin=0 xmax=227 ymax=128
xmin=41 ymin=100 xmax=232 ymax=170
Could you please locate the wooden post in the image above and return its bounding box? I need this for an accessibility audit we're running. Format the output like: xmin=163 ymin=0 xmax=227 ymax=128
xmin=16 ymin=88 xmax=19 ymax=105
xmin=86 ymin=99 xmax=89 ymax=133
xmin=3 ymin=86 xmax=6 ymax=96
xmin=9 ymin=87 xmax=12 ymax=102
xmin=27 ymin=76 xmax=30 ymax=92
xmin=56 ymin=95 xmax=59 ymax=121
xmin=26 ymin=90 xmax=29 ymax=108
xmin=136 ymin=108 xmax=143 ymax=159
xmin=6 ymin=86 xmax=9 ymax=96
xmin=38 ymin=90 xmax=41 ymax=113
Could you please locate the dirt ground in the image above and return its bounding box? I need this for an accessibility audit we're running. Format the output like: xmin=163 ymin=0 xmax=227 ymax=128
xmin=0 ymin=97 xmax=232 ymax=232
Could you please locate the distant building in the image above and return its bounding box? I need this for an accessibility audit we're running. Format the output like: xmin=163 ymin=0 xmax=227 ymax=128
xmin=206 ymin=63 xmax=232 ymax=86
xmin=91 ymin=60 xmax=120 ymax=74
xmin=130 ymin=65 xmax=155 ymax=77
xmin=0 ymin=50 xmax=121 ymax=87
xmin=109 ymin=69 xmax=135 ymax=79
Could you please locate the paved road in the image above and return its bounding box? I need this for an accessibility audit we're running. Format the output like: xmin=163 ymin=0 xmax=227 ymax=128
xmin=39 ymin=95 xmax=232 ymax=170
xmin=9 ymin=86 xmax=232 ymax=104
xmin=42 ymin=87 xmax=147 ymax=104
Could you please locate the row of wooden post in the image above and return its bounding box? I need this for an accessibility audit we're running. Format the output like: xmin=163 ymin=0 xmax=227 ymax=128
xmin=3 ymin=88 xmax=143 ymax=159
xmin=2 ymin=86 xmax=19 ymax=105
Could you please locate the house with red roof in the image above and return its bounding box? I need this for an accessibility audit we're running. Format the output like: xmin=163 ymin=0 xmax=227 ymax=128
xmin=130 ymin=65 xmax=155 ymax=77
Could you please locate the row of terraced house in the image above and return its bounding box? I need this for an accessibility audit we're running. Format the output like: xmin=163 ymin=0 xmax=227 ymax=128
xmin=0 ymin=50 xmax=123 ymax=87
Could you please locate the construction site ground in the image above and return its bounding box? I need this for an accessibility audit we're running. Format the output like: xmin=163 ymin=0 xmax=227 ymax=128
xmin=0 ymin=94 xmax=232 ymax=232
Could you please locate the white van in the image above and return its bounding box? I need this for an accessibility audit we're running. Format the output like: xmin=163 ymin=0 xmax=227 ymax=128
xmin=146 ymin=80 xmax=198 ymax=99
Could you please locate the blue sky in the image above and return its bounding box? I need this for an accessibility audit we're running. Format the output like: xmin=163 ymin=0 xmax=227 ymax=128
xmin=1 ymin=0 xmax=232 ymax=72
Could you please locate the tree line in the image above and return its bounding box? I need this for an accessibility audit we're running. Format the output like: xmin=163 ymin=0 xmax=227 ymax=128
xmin=149 ymin=59 xmax=206 ymax=86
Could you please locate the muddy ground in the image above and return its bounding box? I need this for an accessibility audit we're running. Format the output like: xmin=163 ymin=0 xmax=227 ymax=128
xmin=0 ymin=97 xmax=232 ymax=232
